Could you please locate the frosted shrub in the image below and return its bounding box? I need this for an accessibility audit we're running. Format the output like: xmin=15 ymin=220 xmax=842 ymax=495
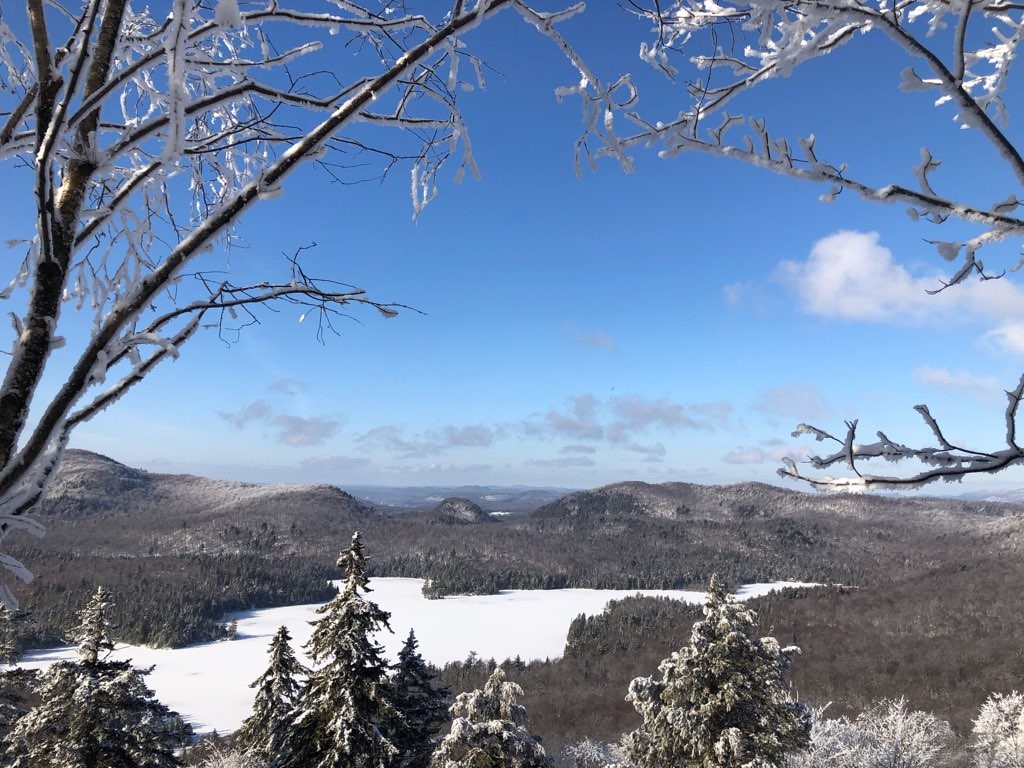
xmin=562 ymin=737 xmax=635 ymax=768
xmin=198 ymin=745 xmax=264 ymax=768
xmin=973 ymin=692 xmax=1024 ymax=768
xmin=789 ymin=699 xmax=953 ymax=768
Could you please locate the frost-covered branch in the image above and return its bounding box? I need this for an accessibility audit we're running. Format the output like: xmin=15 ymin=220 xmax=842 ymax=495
xmin=0 ymin=0 xmax=605 ymax=605
xmin=593 ymin=0 xmax=1024 ymax=489
xmin=583 ymin=0 xmax=1024 ymax=278
xmin=779 ymin=375 xmax=1024 ymax=490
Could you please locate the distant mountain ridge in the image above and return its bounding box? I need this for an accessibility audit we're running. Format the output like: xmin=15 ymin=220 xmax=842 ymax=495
xmin=38 ymin=449 xmax=380 ymax=557
xmin=346 ymin=484 xmax=571 ymax=513
xmin=533 ymin=478 xmax=1021 ymax=531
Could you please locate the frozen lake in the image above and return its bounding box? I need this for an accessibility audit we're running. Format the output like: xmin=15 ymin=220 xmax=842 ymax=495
xmin=20 ymin=577 xmax=814 ymax=734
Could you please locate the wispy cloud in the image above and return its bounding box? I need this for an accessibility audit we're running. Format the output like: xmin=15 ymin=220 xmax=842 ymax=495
xmin=560 ymin=444 xmax=597 ymax=454
xmin=984 ymin=323 xmax=1024 ymax=355
xmin=442 ymin=425 xmax=495 ymax=447
xmin=270 ymin=378 xmax=308 ymax=395
xmin=723 ymin=447 xmax=767 ymax=465
xmin=358 ymin=423 xmax=496 ymax=458
xmin=533 ymin=393 xmax=728 ymax=446
xmin=754 ymin=383 xmax=830 ymax=421
xmin=273 ymin=415 xmax=338 ymax=446
xmin=914 ymin=366 xmax=1002 ymax=403
xmin=562 ymin=322 xmax=616 ymax=352
xmin=722 ymin=281 xmax=752 ymax=305
xmin=527 ymin=456 xmax=596 ymax=468
xmin=380 ymin=462 xmax=493 ymax=475
xmin=723 ymin=444 xmax=807 ymax=465
xmin=608 ymin=396 xmax=700 ymax=441
xmin=300 ymin=455 xmax=371 ymax=473
xmin=218 ymin=400 xmax=272 ymax=428
xmin=358 ymin=426 xmax=443 ymax=458
xmin=545 ymin=395 xmax=604 ymax=440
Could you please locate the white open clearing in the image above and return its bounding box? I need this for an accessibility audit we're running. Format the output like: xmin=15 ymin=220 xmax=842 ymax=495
xmin=19 ymin=578 xmax=815 ymax=734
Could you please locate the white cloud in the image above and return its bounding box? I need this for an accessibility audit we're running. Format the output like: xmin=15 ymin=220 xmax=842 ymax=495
xmin=273 ymin=415 xmax=338 ymax=446
xmin=442 ymin=425 xmax=495 ymax=448
xmin=722 ymin=281 xmax=751 ymax=305
xmin=358 ymin=423 xmax=497 ymax=458
xmin=754 ymin=383 xmax=830 ymax=421
xmin=381 ymin=463 xmax=492 ymax=475
xmin=269 ymin=378 xmax=307 ymax=395
xmin=608 ymin=395 xmax=707 ymax=442
xmin=546 ymin=395 xmax=604 ymax=440
xmin=358 ymin=426 xmax=443 ymax=458
xmin=914 ymin=366 xmax=1001 ymax=402
xmin=562 ymin=322 xmax=616 ymax=352
xmin=723 ymin=444 xmax=807 ymax=465
xmin=777 ymin=230 xmax=1024 ymax=326
xmin=530 ymin=393 xmax=728 ymax=446
xmin=218 ymin=400 xmax=271 ymax=428
xmin=560 ymin=444 xmax=597 ymax=454
xmin=723 ymin=448 xmax=766 ymax=465
xmin=624 ymin=441 xmax=666 ymax=458
xmin=984 ymin=323 xmax=1024 ymax=355
xmin=300 ymin=455 xmax=370 ymax=473
xmin=527 ymin=456 xmax=596 ymax=468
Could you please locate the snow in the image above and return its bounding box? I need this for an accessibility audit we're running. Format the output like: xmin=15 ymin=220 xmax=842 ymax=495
xmin=17 ymin=578 xmax=817 ymax=735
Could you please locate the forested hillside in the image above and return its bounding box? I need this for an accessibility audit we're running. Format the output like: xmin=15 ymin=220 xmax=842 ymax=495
xmin=6 ymin=449 xmax=1022 ymax=654
xmin=0 ymin=450 xmax=1021 ymax=755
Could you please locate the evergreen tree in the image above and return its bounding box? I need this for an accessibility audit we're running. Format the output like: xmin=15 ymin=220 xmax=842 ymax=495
xmin=626 ymin=576 xmax=810 ymax=768
xmin=277 ymin=532 xmax=399 ymax=768
xmin=388 ymin=628 xmax=451 ymax=768
xmin=0 ymin=604 xmax=18 ymax=666
xmin=429 ymin=667 xmax=552 ymax=768
xmin=235 ymin=625 xmax=308 ymax=762
xmin=73 ymin=586 xmax=116 ymax=665
xmin=1 ymin=586 xmax=192 ymax=768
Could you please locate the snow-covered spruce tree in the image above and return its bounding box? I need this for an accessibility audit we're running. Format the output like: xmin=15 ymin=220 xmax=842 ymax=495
xmin=429 ymin=666 xmax=552 ymax=768
xmin=276 ymin=532 xmax=399 ymax=768
xmin=234 ymin=625 xmax=308 ymax=764
xmin=0 ymin=604 xmax=17 ymax=665
xmin=626 ymin=576 xmax=810 ymax=768
xmin=388 ymin=628 xmax=452 ymax=768
xmin=0 ymin=0 xmax=637 ymax=608
xmin=1 ymin=586 xmax=192 ymax=768
xmin=973 ymin=691 xmax=1024 ymax=768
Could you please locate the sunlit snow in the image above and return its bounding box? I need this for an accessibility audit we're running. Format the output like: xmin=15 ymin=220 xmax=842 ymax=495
xmin=18 ymin=578 xmax=816 ymax=735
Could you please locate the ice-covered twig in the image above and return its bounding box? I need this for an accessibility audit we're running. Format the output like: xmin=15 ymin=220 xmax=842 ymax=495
xmin=600 ymin=0 xmax=1024 ymax=295
xmin=779 ymin=374 xmax=1024 ymax=490
xmin=0 ymin=0 xmax=607 ymax=607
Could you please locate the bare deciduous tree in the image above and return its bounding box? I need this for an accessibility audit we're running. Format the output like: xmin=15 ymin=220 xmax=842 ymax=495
xmin=0 ymin=0 xmax=629 ymax=606
xmin=581 ymin=0 xmax=1024 ymax=490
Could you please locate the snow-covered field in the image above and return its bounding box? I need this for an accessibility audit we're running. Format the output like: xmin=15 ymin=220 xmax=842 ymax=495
xmin=19 ymin=578 xmax=815 ymax=735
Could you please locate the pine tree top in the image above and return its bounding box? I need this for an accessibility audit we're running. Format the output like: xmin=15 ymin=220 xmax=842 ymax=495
xmin=72 ymin=585 xmax=115 ymax=665
xmin=337 ymin=530 xmax=372 ymax=596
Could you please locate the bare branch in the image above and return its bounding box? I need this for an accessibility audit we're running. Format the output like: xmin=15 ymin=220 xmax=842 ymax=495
xmin=780 ymin=375 xmax=1024 ymax=490
xmin=0 ymin=0 xmax=603 ymax=605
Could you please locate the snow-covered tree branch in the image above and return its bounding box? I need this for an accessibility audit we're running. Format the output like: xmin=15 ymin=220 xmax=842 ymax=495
xmin=0 ymin=0 xmax=613 ymax=605
xmin=596 ymin=0 xmax=1024 ymax=490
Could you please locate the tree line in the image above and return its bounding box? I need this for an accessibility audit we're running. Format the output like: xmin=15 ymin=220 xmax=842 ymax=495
xmin=4 ymin=533 xmax=1023 ymax=768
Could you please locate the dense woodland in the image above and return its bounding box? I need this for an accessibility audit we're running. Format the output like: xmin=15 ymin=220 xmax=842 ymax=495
xmin=7 ymin=554 xmax=336 ymax=649
xmin=3 ymin=451 xmax=1024 ymax=755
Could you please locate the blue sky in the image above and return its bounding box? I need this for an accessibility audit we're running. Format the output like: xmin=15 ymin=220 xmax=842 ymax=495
xmin=9 ymin=4 xmax=1024 ymax=492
